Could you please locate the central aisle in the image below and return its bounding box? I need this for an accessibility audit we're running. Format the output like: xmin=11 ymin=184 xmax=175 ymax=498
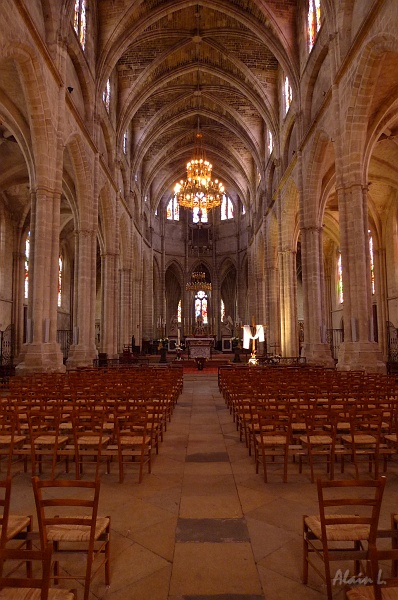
xmin=168 ymin=373 xmax=264 ymax=598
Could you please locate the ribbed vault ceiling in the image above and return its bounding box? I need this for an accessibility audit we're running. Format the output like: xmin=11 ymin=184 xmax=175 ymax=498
xmin=99 ymin=0 xmax=298 ymax=209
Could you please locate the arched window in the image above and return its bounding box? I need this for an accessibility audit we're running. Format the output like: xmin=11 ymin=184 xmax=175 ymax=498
xmin=58 ymin=256 xmax=63 ymax=308
xmin=177 ymin=299 xmax=182 ymax=323
xmin=221 ymin=299 xmax=225 ymax=322
xmin=103 ymin=79 xmax=111 ymax=113
xmin=308 ymin=0 xmax=321 ymax=52
xmin=24 ymin=232 xmax=30 ymax=299
xmin=195 ymin=290 xmax=208 ymax=324
xmin=337 ymin=252 xmax=343 ymax=304
xmin=369 ymin=233 xmax=375 ymax=295
xmin=166 ymin=195 xmax=179 ymax=221
xmin=221 ymin=196 xmax=234 ymax=221
xmin=73 ymin=0 xmax=87 ymax=50
xmin=284 ymin=76 xmax=292 ymax=115
xmin=123 ymin=130 xmax=128 ymax=154
xmin=268 ymin=130 xmax=274 ymax=155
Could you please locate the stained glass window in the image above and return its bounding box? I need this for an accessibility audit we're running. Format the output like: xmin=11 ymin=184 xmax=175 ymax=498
xmin=221 ymin=196 xmax=234 ymax=221
xmin=195 ymin=290 xmax=208 ymax=324
xmin=338 ymin=252 xmax=343 ymax=304
xmin=284 ymin=76 xmax=292 ymax=115
xmin=166 ymin=195 xmax=179 ymax=220
xmin=369 ymin=233 xmax=375 ymax=295
xmin=103 ymin=79 xmax=111 ymax=113
xmin=123 ymin=130 xmax=128 ymax=154
xmin=24 ymin=232 xmax=30 ymax=299
xmin=58 ymin=256 xmax=63 ymax=307
xmin=73 ymin=0 xmax=87 ymax=50
xmin=221 ymin=299 xmax=225 ymax=322
xmin=308 ymin=0 xmax=321 ymax=52
xmin=177 ymin=300 xmax=182 ymax=323
xmin=192 ymin=194 xmax=208 ymax=223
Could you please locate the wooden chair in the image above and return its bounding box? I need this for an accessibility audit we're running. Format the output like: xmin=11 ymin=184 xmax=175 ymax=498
xmin=0 ymin=476 xmax=32 ymax=556
xmin=70 ymin=410 xmax=111 ymax=479
xmin=32 ymin=477 xmax=111 ymax=600
xmin=28 ymin=410 xmax=69 ymax=478
xmin=299 ymin=409 xmax=337 ymax=482
xmin=0 ymin=543 xmax=76 ymax=599
xmin=0 ymin=411 xmax=27 ymax=475
xmin=345 ymin=543 xmax=398 ymax=599
xmin=340 ymin=408 xmax=383 ymax=479
xmin=254 ymin=408 xmax=292 ymax=483
xmin=303 ymin=477 xmax=386 ymax=600
xmin=113 ymin=405 xmax=152 ymax=483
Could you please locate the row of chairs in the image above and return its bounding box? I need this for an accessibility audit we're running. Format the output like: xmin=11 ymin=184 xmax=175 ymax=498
xmin=220 ymin=367 xmax=398 ymax=482
xmin=0 ymin=475 xmax=110 ymax=600
xmin=303 ymin=477 xmax=398 ymax=600
xmin=0 ymin=402 xmax=166 ymax=484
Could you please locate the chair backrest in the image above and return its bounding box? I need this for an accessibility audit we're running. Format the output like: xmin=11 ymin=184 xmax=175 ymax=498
xmin=317 ymin=477 xmax=386 ymax=547
xmin=32 ymin=477 xmax=101 ymax=550
xmin=0 ymin=542 xmax=53 ymax=599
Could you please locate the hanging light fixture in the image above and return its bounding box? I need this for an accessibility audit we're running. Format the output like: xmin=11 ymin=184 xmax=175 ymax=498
xmin=186 ymin=271 xmax=212 ymax=294
xmin=174 ymin=123 xmax=225 ymax=215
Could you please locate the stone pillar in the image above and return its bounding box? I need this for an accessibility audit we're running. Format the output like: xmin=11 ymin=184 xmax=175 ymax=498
xmin=265 ymin=265 xmax=280 ymax=356
xmin=66 ymin=229 xmax=97 ymax=368
xmin=132 ymin=276 xmax=142 ymax=351
xmin=119 ymin=268 xmax=133 ymax=349
xmin=336 ymin=183 xmax=384 ymax=371
xmin=374 ymin=246 xmax=387 ymax=360
xmin=278 ymin=248 xmax=299 ymax=357
xmin=300 ymin=226 xmax=334 ymax=366
xmin=16 ymin=189 xmax=65 ymax=374
xmin=100 ymin=251 xmax=118 ymax=357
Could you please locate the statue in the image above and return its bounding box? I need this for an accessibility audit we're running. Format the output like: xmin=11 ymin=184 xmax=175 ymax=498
xmin=169 ymin=314 xmax=178 ymax=335
xmin=221 ymin=315 xmax=233 ymax=336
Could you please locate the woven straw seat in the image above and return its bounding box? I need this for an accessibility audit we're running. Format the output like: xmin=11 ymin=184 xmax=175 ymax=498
xmin=46 ymin=516 xmax=110 ymax=543
xmin=6 ymin=515 xmax=32 ymax=540
xmin=304 ymin=515 xmax=370 ymax=541
xmin=346 ymin=587 xmax=398 ymax=600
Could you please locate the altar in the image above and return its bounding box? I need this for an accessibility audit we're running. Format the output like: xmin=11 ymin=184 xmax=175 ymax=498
xmin=185 ymin=337 xmax=214 ymax=360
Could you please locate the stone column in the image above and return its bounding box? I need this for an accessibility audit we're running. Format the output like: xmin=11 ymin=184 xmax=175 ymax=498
xmin=132 ymin=276 xmax=142 ymax=351
xmin=278 ymin=248 xmax=299 ymax=357
xmin=66 ymin=228 xmax=97 ymax=368
xmin=16 ymin=189 xmax=65 ymax=374
xmin=337 ymin=183 xmax=384 ymax=371
xmin=300 ymin=226 xmax=335 ymax=366
xmin=265 ymin=264 xmax=280 ymax=356
xmin=119 ymin=268 xmax=133 ymax=349
xmin=100 ymin=251 xmax=118 ymax=357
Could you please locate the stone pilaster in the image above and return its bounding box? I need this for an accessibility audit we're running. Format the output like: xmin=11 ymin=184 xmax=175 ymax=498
xmin=300 ymin=226 xmax=334 ymax=366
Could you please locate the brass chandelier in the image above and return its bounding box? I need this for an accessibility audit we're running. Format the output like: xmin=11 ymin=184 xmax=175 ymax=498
xmin=186 ymin=271 xmax=212 ymax=294
xmin=174 ymin=127 xmax=225 ymax=213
